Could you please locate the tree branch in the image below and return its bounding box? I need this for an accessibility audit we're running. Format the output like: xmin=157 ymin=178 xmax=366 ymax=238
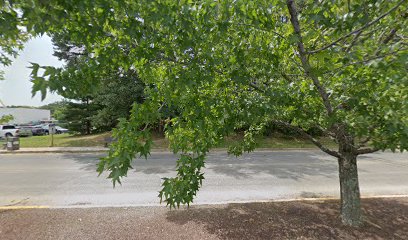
xmin=308 ymin=0 xmax=405 ymax=54
xmin=286 ymin=0 xmax=334 ymax=116
xmin=326 ymin=47 xmax=407 ymax=76
xmin=280 ymin=72 xmax=293 ymax=83
xmin=358 ymin=136 xmax=371 ymax=148
xmin=383 ymin=28 xmax=398 ymax=44
xmin=273 ymin=120 xmax=341 ymax=158
xmin=248 ymin=82 xmax=266 ymax=93
xmin=357 ymin=147 xmax=380 ymax=155
xmin=345 ymin=31 xmax=362 ymax=52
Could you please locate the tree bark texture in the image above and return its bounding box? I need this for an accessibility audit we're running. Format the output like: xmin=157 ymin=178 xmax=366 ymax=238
xmin=338 ymin=152 xmax=362 ymax=226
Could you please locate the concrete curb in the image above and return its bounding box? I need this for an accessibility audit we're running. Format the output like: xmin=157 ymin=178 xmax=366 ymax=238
xmin=0 ymin=148 xmax=325 ymax=155
xmin=2 ymin=194 xmax=407 ymax=210
xmin=0 ymin=150 xmax=108 ymax=154
xmin=0 ymin=148 xmax=109 ymax=154
xmin=0 ymin=151 xmax=109 ymax=154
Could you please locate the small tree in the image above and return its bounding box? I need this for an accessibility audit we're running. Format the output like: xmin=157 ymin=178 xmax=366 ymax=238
xmin=2 ymin=0 xmax=407 ymax=226
xmin=0 ymin=114 xmax=14 ymax=124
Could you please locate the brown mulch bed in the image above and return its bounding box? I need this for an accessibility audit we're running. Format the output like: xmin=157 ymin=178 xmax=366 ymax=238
xmin=167 ymin=198 xmax=408 ymax=239
xmin=0 ymin=198 xmax=407 ymax=240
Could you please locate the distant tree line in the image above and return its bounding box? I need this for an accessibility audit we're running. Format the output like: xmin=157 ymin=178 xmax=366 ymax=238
xmin=35 ymin=33 xmax=146 ymax=135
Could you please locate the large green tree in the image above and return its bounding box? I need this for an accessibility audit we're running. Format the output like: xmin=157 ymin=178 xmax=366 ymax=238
xmin=1 ymin=0 xmax=407 ymax=226
xmin=91 ymin=69 xmax=145 ymax=131
xmin=35 ymin=32 xmax=146 ymax=133
xmin=59 ymin=98 xmax=97 ymax=134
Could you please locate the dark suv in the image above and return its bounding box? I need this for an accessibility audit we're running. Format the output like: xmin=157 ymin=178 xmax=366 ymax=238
xmin=31 ymin=126 xmax=46 ymax=136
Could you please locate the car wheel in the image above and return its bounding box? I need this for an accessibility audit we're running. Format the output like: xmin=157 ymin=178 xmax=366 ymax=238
xmin=5 ymin=133 xmax=12 ymax=138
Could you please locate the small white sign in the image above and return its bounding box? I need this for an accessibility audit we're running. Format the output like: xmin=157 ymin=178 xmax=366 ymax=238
xmin=49 ymin=124 xmax=56 ymax=134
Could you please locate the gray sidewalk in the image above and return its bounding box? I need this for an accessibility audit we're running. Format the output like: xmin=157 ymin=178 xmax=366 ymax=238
xmin=0 ymin=147 xmax=321 ymax=154
xmin=0 ymin=147 xmax=109 ymax=154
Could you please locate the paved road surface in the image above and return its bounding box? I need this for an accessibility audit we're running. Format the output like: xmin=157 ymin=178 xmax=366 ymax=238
xmin=0 ymin=151 xmax=407 ymax=208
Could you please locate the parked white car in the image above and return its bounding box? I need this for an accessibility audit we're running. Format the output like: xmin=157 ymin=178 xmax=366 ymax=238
xmin=16 ymin=126 xmax=33 ymax=137
xmin=55 ymin=126 xmax=69 ymax=134
xmin=0 ymin=125 xmax=19 ymax=138
xmin=40 ymin=124 xmax=69 ymax=134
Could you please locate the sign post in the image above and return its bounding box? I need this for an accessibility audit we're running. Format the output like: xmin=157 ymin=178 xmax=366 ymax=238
xmin=49 ymin=124 xmax=56 ymax=147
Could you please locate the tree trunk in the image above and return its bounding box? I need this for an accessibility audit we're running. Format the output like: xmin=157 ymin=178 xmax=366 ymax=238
xmin=86 ymin=120 xmax=91 ymax=135
xmin=338 ymin=152 xmax=362 ymax=226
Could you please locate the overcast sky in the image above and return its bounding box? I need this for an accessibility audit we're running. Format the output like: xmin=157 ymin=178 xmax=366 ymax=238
xmin=0 ymin=35 xmax=64 ymax=107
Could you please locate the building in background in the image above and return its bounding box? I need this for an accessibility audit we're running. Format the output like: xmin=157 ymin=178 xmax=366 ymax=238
xmin=0 ymin=107 xmax=51 ymax=125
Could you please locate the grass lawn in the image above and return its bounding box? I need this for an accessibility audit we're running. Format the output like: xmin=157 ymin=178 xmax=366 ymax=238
xmin=19 ymin=133 xmax=111 ymax=148
xmin=216 ymin=133 xmax=336 ymax=149
xmin=19 ymin=132 xmax=336 ymax=150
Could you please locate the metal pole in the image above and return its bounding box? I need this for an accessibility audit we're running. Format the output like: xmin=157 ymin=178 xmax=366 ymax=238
xmin=51 ymin=131 xmax=54 ymax=147
xmin=49 ymin=124 xmax=55 ymax=147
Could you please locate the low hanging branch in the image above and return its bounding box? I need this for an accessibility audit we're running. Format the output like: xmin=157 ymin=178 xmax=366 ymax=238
xmin=357 ymin=147 xmax=380 ymax=155
xmin=272 ymin=120 xmax=341 ymax=158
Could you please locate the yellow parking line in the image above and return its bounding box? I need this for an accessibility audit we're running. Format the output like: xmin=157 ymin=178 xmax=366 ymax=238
xmin=0 ymin=205 xmax=49 ymax=210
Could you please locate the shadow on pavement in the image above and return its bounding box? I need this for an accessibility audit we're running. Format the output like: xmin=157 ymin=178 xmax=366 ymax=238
xmin=58 ymin=151 xmax=343 ymax=180
xmin=206 ymin=152 xmax=339 ymax=180
xmin=59 ymin=153 xmax=177 ymax=174
xmin=60 ymin=153 xmax=105 ymax=172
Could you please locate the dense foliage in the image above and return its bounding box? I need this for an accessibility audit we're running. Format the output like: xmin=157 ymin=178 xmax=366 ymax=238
xmin=35 ymin=32 xmax=146 ymax=134
xmin=1 ymin=0 xmax=407 ymax=225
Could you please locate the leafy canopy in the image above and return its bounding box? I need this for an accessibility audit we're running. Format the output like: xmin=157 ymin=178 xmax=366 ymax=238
xmin=34 ymin=32 xmax=146 ymax=134
xmin=1 ymin=0 xmax=407 ymax=207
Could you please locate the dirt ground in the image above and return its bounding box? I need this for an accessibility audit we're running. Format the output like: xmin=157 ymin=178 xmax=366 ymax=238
xmin=0 ymin=198 xmax=407 ymax=240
